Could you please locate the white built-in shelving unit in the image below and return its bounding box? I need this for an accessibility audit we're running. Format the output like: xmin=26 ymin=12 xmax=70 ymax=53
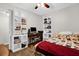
xmin=43 ymin=16 xmax=52 ymax=40
xmin=10 ymin=10 xmax=28 ymax=52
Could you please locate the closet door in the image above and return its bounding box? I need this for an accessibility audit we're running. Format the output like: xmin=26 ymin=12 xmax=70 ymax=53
xmin=0 ymin=10 xmax=9 ymax=44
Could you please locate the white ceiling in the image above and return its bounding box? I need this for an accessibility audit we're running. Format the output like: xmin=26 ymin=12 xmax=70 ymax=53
xmin=8 ymin=3 xmax=76 ymax=16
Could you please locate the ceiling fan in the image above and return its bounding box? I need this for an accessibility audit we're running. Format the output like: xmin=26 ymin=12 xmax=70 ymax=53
xmin=35 ymin=3 xmax=50 ymax=9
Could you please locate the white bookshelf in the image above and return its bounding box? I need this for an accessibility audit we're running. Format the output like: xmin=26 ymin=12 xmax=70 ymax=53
xmin=10 ymin=10 xmax=28 ymax=52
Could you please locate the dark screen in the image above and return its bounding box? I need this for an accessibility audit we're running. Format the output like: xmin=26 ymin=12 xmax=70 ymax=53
xmin=30 ymin=27 xmax=36 ymax=32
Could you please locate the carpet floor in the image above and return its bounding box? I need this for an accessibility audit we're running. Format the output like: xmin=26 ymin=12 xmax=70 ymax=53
xmin=9 ymin=45 xmax=35 ymax=56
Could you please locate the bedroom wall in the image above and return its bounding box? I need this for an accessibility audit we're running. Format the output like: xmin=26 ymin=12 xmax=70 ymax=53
xmin=46 ymin=4 xmax=79 ymax=33
xmin=0 ymin=4 xmax=43 ymax=44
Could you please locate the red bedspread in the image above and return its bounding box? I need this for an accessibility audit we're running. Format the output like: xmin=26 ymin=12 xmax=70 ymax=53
xmin=36 ymin=41 xmax=79 ymax=56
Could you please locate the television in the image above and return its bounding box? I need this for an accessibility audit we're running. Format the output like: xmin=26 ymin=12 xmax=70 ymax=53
xmin=30 ymin=27 xmax=36 ymax=33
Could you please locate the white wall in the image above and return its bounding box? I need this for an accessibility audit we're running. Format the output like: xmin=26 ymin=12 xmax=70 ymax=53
xmin=0 ymin=4 xmax=43 ymax=44
xmin=20 ymin=10 xmax=43 ymax=31
xmin=46 ymin=4 xmax=79 ymax=33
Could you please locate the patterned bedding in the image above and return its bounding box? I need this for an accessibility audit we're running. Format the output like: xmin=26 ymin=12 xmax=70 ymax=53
xmin=46 ymin=32 xmax=79 ymax=50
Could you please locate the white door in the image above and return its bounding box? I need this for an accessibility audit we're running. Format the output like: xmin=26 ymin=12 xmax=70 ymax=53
xmin=0 ymin=10 xmax=9 ymax=45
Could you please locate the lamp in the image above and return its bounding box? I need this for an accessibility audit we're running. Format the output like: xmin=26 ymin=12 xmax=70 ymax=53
xmin=35 ymin=3 xmax=50 ymax=9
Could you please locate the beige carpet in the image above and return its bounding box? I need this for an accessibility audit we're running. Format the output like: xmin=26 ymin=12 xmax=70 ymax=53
xmin=5 ymin=43 xmax=43 ymax=56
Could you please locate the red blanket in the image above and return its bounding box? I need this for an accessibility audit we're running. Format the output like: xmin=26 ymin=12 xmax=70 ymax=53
xmin=36 ymin=41 xmax=79 ymax=56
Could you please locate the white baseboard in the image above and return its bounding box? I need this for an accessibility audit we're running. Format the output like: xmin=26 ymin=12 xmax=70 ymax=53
xmin=0 ymin=42 xmax=9 ymax=45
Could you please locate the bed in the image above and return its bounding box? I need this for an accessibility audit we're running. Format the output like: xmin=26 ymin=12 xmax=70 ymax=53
xmin=35 ymin=32 xmax=79 ymax=56
xmin=35 ymin=41 xmax=79 ymax=56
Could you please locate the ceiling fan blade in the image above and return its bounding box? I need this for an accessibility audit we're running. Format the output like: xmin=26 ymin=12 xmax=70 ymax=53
xmin=44 ymin=3 xmax=50 ymax=8
xmin=35 ymin=6 xmax=38 ymax=9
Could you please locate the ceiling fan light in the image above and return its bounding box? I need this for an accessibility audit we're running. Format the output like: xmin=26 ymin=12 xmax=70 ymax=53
xmin=35 ymin=6 xmax=38 ymax=9
xmin=37 ymin=3 xmax=41 ymax=7
xmin=35 ymin=3 xmax=50 ymax=9
xmin=44 ymin=3 xmax=50 ymax=8
xmin=41 ymin=3 xmax=44 ymax=7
